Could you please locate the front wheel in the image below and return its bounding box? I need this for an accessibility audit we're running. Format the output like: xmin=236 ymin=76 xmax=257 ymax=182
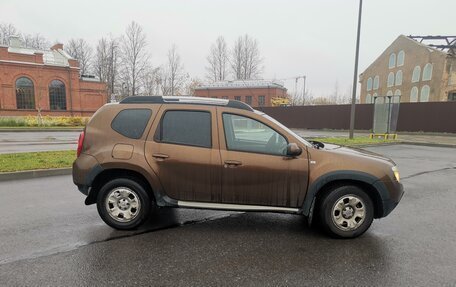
xmin=318 ymin=185 xmax=374 ymax=238
xmin=97 ymin=178 xmax=152 ymax=230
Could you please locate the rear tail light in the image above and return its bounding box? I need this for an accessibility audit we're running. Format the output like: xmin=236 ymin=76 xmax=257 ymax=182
xmin=77 ymin=130 xmax=85 ymax=157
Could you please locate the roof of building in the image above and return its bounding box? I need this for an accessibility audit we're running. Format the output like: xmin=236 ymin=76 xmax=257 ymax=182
xmin=120 ymin=96 xmax=254 ymax=111
xmin=408 ymin=35 xmax=456 ymax=55
xmin=195 ymin=79 xmax=287 ymax=90
xmin=4 ymin=36 xmax=75 ymax=67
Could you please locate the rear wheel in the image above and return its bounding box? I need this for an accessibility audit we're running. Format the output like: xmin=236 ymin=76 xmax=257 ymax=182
xmin=97 ymin=178 xmax=152 ymax=230
xmin=318 ymin=185 xmax=374 ymax=238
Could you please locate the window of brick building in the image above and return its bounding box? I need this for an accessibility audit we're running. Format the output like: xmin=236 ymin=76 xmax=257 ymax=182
xmin=412 ymin=66 xmax=421 ymax=83
xmin=395 ymin=70 xmax=403 ymax=86
xmin=15 ymin=77 xmax=35 ymax=110
xmin=397 ymin=50 xmax=405 ymax=66
xmin=389 ymin=53 xmax=396 ymax=69
xmin=420 ymin=85 xmax=430 ymax=102
xmin=373 ymin=76 xmax=379 ymax=90
xmin=387 ymin=72 xmax=395 ymax=87
xmin=367 ymin=77 xmax=373 ymax=91
xmin=234 ymin=96 xmax=241 ymax=101
xmin=258 ymin=96 xmax=265 ymax=106
xmin=245 ymin=96 xmax=252 ymax=105
xmin=49 ymin=80 xmax=67 ymax=110
xmin=422 ymin=63 xmax=433 ymax=81
xmin=222 ymin=96 xmax=228 ymax=100
xmin=410 ymin=87 xmax=418 ymax=102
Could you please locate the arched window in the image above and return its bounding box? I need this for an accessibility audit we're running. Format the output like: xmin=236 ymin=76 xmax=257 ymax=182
xmin=389 ymin=53 xmax=396 ymax=68
xmin=422 ymin=63 xmax=433 ymax=81
xmin=373 ymin=92 xmax=378 ymax=100
xmin=49 ymin=80 xmax=67 ymax=110
xmin=397 ymin=50 xmax=405 ymax=66
xmin=373 ymin=76 xmax=379 ymax=90
xmin=395 ymin=70 xmax=403 ymax=86
xmin=375 ymin=96 xmax=384 ymax=104
xmin=393 ymin=89 xmax=401 ymax=103
xmin=367 ymin=77 xmax=373 ymax=91
xmin=410 ymin=87 xmax=418 ymax=102
xmin=16 ymin=77 xmax=35 ymax=110
xmin=412 ymin=66 xmax=421 ymax=83
xmin=366 ymin=94 xmax=372 ymax=104
xmin=420 ymin=85 xmax=430 ymax=102
xmin=387 ymin=72 xmax=395 ymax=87
xmin=387 ymin=90 xmax=393 ymax=97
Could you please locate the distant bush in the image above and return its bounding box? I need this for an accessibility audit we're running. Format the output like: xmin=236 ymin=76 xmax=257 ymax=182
xmin=0 ymin=116 xmax=90 ymax=127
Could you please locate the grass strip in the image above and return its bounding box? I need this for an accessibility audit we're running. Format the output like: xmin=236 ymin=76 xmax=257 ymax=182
xmin=0 ymin=150 xmax=76 ymax=173
xmin=312 ymin=137 xmax=397 ymax=146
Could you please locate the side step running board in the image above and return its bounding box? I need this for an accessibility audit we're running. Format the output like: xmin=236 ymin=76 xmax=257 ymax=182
xmin=177 ymin=200 xmax=300 ymax=213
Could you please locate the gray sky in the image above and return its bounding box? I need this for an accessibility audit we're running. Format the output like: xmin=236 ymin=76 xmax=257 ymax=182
xmin=1 ymin=0 xmax=455 ymax=97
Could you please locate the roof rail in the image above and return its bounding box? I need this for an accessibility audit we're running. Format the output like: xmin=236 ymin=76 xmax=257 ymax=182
xmin=120 ymin=96 xmax=254 ymax=111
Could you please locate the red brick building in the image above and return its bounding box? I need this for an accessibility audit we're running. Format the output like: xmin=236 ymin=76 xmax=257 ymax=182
xmin=194 ymin=80 xmax=287 ymax=107
xmin=0 ymin=37 xmax=107 ymax=117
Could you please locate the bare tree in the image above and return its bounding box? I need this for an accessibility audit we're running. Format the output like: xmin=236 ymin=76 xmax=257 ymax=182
xmin=230 ymin=34 xmax=263 ymax=80
xmin=206 ymin=36 xmax=228 ymax=82
xmin=160 ymin=44 xmax=188 ymax=96
xmin=0 ymin=23 xmax=19 ymax=46
xmin=65 ymin=38 xmax=93 ymax=75
xmin=22 ymin=33 xmax=50 ymax=50
xmin=185 ymin=78 xmax=203 ymax=96
xmin=141 ymin=66 xmax=161 ymax=96
xmin=93 ymin=37 xmax=119 ymax=97
xmin=119 ymin=21 xmax=149 ymax=97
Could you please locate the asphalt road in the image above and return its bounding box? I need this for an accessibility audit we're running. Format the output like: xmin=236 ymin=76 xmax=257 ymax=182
xmin=0 ymin=131 xmax=78 ymax=153
xmin=0 ymin=144 xmax=455 ymax=286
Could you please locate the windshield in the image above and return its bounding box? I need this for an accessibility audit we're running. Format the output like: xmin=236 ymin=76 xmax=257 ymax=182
xmin=256 ymin=111 xmax=312 ymax=147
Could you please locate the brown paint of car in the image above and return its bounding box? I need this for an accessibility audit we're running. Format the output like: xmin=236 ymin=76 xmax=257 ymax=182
xmin=72 ymin=96 xmax=404 ymax=238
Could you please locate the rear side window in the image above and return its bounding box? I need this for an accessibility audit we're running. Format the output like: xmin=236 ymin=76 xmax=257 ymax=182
xmin=111 ymin=109 xmax=152 ymax=139
xmin=155 ymin=110 xmax=211 ymax=148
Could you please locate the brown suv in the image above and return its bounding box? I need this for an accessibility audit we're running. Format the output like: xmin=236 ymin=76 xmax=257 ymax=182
xmin=73 ymin=96 xmax=403 ymax=238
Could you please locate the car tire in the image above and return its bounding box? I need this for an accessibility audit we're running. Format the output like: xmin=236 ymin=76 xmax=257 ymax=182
xmin=318 ymin=185 xmax=374 ymax=238
xmin=97 ymin=178 xmax=152 ymax=230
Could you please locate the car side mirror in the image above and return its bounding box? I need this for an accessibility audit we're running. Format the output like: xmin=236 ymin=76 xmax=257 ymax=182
xmin=286 ymin=143 xmax=302 ymax=157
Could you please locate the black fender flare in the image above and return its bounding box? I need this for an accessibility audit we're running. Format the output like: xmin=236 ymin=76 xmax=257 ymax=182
xmin=301 ymin=170 xmax=389 ymax=217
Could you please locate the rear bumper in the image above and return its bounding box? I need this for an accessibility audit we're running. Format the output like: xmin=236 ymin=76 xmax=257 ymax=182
xmin=72 ymin=153 xmax=103 ymax=197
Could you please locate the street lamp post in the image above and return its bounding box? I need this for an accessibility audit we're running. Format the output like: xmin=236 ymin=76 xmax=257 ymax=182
xmin=349 ymin=0 xmax=363 ymax=139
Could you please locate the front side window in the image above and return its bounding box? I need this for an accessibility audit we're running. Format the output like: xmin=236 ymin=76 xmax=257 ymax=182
xmin=367 ymin=77 xmax=373 ymax=91
xmin=258 ymin=95 xmax=265 ymax=106
xmin=49 ymin=80 xmax=67 ymax=110
xmin=222 ymin=113 xmax=287 ymax=156
xmin=422 ymin=63 xmax=433 ymax=81
xmin=155 ymin=110 xmax=211 ymax=148
xmin=16 ymin=77 xmax=35 ymax=109
xmin=245 ymin=96 xmax=252 ymax=105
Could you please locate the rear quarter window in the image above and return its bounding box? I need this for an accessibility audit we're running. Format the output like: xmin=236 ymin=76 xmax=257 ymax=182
xmin=111 ymin=109 xmax=152 ymax=139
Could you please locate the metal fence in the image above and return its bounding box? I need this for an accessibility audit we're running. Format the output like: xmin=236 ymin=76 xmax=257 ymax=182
xmin=258 ymin=101 xmax=456 ymax=133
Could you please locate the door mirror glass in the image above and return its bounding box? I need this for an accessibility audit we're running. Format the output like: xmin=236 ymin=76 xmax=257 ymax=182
xmin=286 ymin=143 xmax=302 ymax=157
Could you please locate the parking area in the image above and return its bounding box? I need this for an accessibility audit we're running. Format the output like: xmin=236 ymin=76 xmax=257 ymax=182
xmin=0 ymin=144 xmax=455 ymax=286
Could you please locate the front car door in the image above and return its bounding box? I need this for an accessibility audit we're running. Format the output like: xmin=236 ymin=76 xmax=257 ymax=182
xmin=145 ymin=105 xmax=221 ymax=202
xmin=217 ymin=108 xmax=309 ymax=208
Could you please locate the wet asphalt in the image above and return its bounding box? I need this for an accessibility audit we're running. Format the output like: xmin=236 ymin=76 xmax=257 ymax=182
xmin=0 ymin=144 xmax=455 ymax=286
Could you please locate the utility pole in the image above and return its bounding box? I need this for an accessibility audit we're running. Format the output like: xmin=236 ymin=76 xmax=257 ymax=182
xmin=302 ymin=76 xmax=306 ymax=105
xmin=349 ymin=0 xmax=363 ymax=139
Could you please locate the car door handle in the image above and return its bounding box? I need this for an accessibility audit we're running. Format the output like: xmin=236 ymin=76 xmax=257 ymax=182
xmin=152 ymin=153 xmax=169 ymax=161
xmin=224 ymin=160 xmax=242 ymax=168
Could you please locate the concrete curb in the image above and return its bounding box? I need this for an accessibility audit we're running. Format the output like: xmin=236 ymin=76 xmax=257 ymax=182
xmin=0 ymin=168 xmax=72 ymax=182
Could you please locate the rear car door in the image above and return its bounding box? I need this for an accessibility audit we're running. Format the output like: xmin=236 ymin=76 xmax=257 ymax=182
xmin=217 ymin=108 xmax=308 ymax=207
xmin=145 ymin=105 xmax=221 ymax=202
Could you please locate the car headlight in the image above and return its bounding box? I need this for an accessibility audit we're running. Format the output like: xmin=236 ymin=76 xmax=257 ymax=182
xmin=392 ymin=166 xmax=400 ymax=182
